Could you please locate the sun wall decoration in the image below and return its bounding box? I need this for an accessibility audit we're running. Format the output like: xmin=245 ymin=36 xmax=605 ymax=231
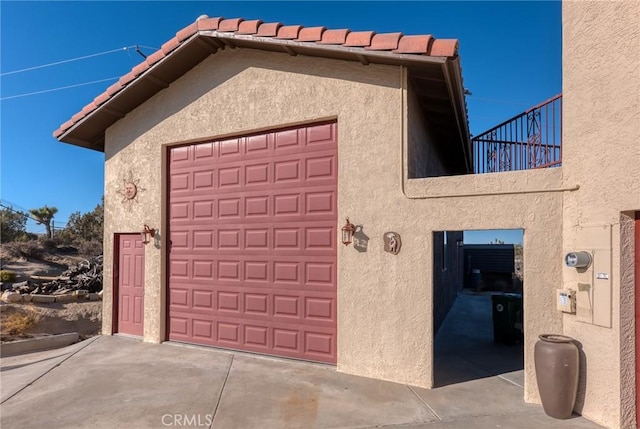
xmin=117 ymin=170 xmax=146 ymax=211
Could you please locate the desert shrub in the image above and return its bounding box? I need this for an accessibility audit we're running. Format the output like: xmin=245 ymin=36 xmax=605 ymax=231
xmin=3 ymin=240 xmax=45 ymax=259
xmin=78 ymin=240 xmax=103 ymax=257
xmin=0 ymin=270 xmax=16 ymax=282
xmin=39 ymin=237 xmax=61 ymax=249
xmin=0 ymin=307 xmax=40 ymax=337
xmin=17 ymin=232 xmax=38 ymax=242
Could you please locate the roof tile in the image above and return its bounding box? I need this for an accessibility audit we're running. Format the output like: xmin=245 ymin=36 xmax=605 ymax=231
xmin=94 ymin=92 xmax=111 ymax=106
xmin=71 ymin=111 xmax=87 ymax=123
xmin=218 ymin=18 xmax=244 ymax=32
xmin=296 ymin=26 xmax=325 ymax=42
xmin=366 ymin=32 xmax=403 ymax=51
xmin=161 ymin=37 xmax=181 ymax=55
xmin=145 ymin=49 xmax=166 ymax=67
xmin=197 ymin=17 xmax=224 ymax=31
xmin=176 ymin=22 xmax=198 ymax=42
xmin=132 ymin=61 xmax=150 ymax=76
xmin=237 ymin=19 xmax=263 ymax=35
xmin=55 ymin=119 xmax=75 ymax=136
xmin=105 ymin=82 xmax=123 ymax=97
xmin=394 ymin=35 xmax=433 ymax=54
xmin=344 ymin=31 xmax=376 ymax=47
xmin=118 ymin=71 xmax=137 ymax=86
xmin=55 ymin=15 xmax=461 ymax=145
xmin=318 ymin=29 xmax=350 ymax=45
xmin=276 ymin=25 xmax=302 ymax=40
xmin=81 ymin=102 xmax=97 ymax=117
xmin=429 ymin=39 xmax=459 ymax=57
xmin=256 ymin=22 xmax=282 ymax=37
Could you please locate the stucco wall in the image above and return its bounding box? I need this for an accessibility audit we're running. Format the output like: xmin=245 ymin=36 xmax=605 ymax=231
xmin=102 ymin=47 xmax=565 ymax=396
xmin=562 ymin=1 xmax=640 ymax=427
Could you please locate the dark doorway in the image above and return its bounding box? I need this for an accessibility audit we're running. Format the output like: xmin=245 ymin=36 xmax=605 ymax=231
xmin=433 ymin=229 xmax=524 ymax=388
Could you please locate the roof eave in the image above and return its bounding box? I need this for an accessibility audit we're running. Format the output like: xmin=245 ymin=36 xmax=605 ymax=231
xmin=55 ymin=31 xmax=456 ymax=152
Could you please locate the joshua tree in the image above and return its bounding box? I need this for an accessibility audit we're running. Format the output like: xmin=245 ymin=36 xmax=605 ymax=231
xmin=29 ymin=205 xmax=58 ymax=238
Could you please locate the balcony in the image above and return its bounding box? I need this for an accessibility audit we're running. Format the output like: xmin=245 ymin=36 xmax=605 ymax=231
xmin=472 ymin=94 xmax=562 ymax=174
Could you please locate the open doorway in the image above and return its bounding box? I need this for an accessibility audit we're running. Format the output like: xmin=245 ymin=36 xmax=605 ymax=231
xmin=433 ymin=229 xmax=524 ymax=388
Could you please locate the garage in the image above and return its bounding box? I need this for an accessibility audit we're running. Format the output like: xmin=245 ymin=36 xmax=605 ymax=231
xmin=167 ymin=122 xmax=338 ymax=363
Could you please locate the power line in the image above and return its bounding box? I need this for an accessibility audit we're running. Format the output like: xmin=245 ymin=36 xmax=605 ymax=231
xmin=0 ymin=199 xmax=29 ymax=213
xmin=0 ymin=77 xmax=119 ymax=101
xmin=0 ymin=46 xmax=144 ymax=76
xmin=0 ymin=201 xmax=68 ymax=226
xmin=0 ymin=203 xmax=41 ymax=223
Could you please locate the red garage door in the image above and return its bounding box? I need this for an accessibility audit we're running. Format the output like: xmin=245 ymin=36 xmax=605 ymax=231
xmin=167 ymin=122 xmax=337 ymax=363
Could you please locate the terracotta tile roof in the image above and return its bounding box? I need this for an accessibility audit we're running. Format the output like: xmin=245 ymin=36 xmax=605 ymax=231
xmin=54 ymin=15 xmax=460 ymax=143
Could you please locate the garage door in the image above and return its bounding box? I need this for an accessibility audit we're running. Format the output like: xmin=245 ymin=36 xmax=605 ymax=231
xmin=167 ymin=122 xmax=337 ymax=363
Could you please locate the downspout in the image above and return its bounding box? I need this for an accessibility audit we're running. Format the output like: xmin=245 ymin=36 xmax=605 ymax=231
xmin=399 ymin=65 xmax=579 ymax=199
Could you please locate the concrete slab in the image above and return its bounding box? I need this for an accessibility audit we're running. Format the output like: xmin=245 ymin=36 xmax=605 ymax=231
xmin=413 ymin=375 xmax=537 ymax=420
xmin=213 ymin=354 xmax=438 ymax=429
xmin=499 ymin=369 xmax=525 ymax=388
xmin=0 ymin=337 xmax=97 ymax=402
xmin=396 ymin=410 xmax=604 ymax=428
xmin=1 ymin=336 xmax=232 ymax=429
xmin=0 ymin=335 xmax=604 ymax=429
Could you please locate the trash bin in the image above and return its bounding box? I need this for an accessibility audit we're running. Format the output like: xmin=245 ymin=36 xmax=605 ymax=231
xmin=491 ymin=293 xmax=523 ymax=345
xmin=471 ymin=269 xmax=482 ymax=290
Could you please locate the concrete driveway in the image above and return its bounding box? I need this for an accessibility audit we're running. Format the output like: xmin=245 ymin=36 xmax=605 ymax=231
xmin=1 ymin=335 xmax=603 ymax=429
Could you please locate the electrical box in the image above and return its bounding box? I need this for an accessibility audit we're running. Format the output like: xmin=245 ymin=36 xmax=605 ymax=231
xmin=567 ymin=224 xmax=612 ymax=328
xmin=557 ymin=289 xmax=576 ymax=314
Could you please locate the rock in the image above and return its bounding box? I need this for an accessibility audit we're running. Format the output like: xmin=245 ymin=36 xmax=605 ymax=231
xmin=73 ymin=290 xmax=89 ymax=297
xmin=22 ymin=294 xmax=33 ymax=302
xmin=87 ymin=293 xmax=102 ymax=301
xmin=1 ymin=291 xmax=22 ymax=303
xmin=13 ymin=280 xmax=35 ymax=294
xmin=36 ymin=255 xmax=103 ymax=296
xmin=55 ymin=294 xmax=75 ymax=303
xmin=1 ymin=282 xmax=13 ymax=292
xmin=31 ymin=294 xmax=56 ymax=304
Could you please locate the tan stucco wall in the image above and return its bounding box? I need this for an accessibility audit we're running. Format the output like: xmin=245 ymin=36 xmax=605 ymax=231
xmin=103 ymin=47 xmax=564 ymax=397
xmin=562 ymin=2 xmax=640 ymax=427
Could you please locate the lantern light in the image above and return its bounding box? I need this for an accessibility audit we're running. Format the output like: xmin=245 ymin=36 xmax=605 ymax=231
xmin=141 ymin=224 xmax=155 ymax=245
xmin=341 ymin=218 xmax=356 ymax=246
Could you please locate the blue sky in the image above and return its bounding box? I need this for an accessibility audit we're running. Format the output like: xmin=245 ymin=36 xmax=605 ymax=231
xmin=1 ymin=1 xmax=560 ymax=243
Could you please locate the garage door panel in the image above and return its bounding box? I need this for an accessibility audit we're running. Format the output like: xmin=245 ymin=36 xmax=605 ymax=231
xmin=170 ymin=189 xmax=337 ymax=221
xmin=169 ymin=122 xmax=337 ymax=364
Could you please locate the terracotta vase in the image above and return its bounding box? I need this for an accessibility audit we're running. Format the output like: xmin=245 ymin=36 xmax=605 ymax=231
xmin=534 ymin=334 xmax=579 ymax=419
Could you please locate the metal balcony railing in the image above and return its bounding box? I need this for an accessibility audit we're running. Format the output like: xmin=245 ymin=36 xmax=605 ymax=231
xmin=472 ymin=94 xmax=562 ymax=174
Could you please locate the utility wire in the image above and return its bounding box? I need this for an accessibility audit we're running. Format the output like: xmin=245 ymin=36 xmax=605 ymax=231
xmin=0 ymin=203 xmax=44 ymax=224
xmin=0 ymin=77 xmax=119 ymax=101
xmin=0 ymin=199 xmax=29 ymax=214
xmin=0 ymin=202 xmax=68 ymax=226
xmin=0 ymin=46 xmax=143 ymax=76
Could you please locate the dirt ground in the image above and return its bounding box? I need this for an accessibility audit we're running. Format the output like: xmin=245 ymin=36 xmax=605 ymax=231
xmin=1 ymin=250 xmax=103 ymax=343
xmin=0 ymin=301 xmax=102 ymax=342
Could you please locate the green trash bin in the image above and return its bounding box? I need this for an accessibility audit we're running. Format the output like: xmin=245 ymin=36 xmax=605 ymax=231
xmin=491 ymin=293 xmax=523 ymax=345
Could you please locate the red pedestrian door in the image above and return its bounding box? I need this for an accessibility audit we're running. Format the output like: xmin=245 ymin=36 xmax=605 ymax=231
xmin=116 ymin=234 xmax=145 ymax=336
